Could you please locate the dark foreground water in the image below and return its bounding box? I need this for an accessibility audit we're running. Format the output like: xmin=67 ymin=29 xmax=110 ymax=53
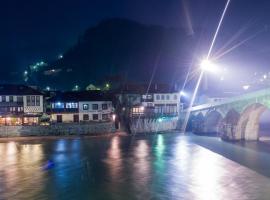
xmin=1 ymin=133 xmax=270 ymax=200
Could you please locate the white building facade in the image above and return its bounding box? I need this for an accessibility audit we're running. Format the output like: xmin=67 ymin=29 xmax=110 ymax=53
xmin=49 ymin=91 xmax=114 ymax=123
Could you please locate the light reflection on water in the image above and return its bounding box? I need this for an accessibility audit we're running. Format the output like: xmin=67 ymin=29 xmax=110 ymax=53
xmin=1 ymin=134 xmax=270 ymax=199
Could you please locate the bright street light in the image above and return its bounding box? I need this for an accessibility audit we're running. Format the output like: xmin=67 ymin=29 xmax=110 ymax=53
xmin=200 ymin=59 xmax=219 ymax=73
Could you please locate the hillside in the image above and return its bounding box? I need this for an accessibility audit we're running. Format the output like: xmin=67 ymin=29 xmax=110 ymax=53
xmin=36 ymin=18 xmax=196 ymax=90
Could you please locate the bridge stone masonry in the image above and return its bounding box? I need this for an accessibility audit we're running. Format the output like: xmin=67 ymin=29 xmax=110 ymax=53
xmin=180 ymin=88 xmax=270 ymax=141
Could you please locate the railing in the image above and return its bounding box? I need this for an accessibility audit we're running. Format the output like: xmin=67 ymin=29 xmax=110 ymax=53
xmin=189 ymin=87 xmax=270 ymax=112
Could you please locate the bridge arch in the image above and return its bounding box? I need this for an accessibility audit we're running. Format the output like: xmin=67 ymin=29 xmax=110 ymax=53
xmin=192 ymin=112 xmax=205 ymax=133
xmin=235 ymin=103 xmax=268 ymax=140
xmin=204 ymin=110 xmax=223 ymax=135
xmin=222 ymin=109 xmax=240 ymax=139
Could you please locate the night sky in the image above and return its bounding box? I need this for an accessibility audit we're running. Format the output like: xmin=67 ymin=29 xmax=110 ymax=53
xmin=1 ymin=0 xmax=270 ymax=89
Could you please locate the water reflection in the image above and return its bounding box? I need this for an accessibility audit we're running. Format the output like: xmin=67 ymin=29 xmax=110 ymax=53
xmin=1 ymin=134 xmax=270 ymax=199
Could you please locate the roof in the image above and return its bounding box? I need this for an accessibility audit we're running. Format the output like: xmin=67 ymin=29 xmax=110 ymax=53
xmin=116 ymin=83 xmax=179 ymax=94
xmin=0 ymin=84 xmax=43 ymax=95
xmin=48 ymin=91 xmax=113 ymax=102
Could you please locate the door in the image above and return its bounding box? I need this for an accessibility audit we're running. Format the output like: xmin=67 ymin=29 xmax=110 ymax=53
xmin=56 ymin=115 xmax=62 ymax=123
xmin=73 ymin=114 xmax=79 ymax=123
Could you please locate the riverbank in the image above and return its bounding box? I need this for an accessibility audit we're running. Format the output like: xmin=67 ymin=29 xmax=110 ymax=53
xmin=0 ymin=131 xmax=128 ymax=142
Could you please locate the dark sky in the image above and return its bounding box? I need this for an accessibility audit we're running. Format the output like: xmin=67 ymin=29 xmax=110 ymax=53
xmin=1 ymin=0 xmax=270 ymax=87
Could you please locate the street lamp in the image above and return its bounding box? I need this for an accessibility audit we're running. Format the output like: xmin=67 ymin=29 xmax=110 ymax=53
xmin=200 ymin=59 xmax=219 ymax=73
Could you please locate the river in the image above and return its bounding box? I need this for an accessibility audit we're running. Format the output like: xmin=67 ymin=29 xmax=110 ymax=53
xmin=1 ymin=133 xmax=270 ymax=200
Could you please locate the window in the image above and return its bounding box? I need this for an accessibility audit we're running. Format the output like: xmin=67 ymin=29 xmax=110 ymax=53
xmin=26 ymin=96 xmax=31 ymax=106
xmin=9 ymin=96 xmax=13 ymax=102
xmin=156 ymin=95 xmax=160 ymax=100
xmin=102 ymin=103 xmax=108 ymax=110
xmin=54 ymin=102 xmax=65 ymax=109
xmin=102 ymin=114 xmax=109 ymax=120
xmin=83 ymin=114 xmax=89 ymax=121
xmin=36 ymin=96 xmax=40 ymax=106
xmin=166 ymin=95 xmax=170 ymax=100
xmin=93 ymin=114 xmax=98 ymax=120
xmin=161 ymin=95 xmax=165 ymax=100
xmin=92 ymin=104 xmax=98 ymax=110
xmin=83 ymin=104 xmax=89 ymax=110
xmin=66 ymin=102 xmax=78 ymax=109
xmin=31 ymin=96 xmax=35 ymax=106
xmin=174 ymin=94 xmax=178 ymax=100
xmin=17 ymin=96 xmax=23 ymax=102
xmin=2 ymin=96 xmax=6 ymax=102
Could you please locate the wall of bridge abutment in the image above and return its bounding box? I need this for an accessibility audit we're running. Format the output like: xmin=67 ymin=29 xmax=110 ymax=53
xmin=181 ymin=103 xmax=265 ymax=141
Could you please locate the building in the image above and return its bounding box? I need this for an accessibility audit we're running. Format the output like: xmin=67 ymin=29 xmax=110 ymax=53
xmin=0 ymin=84 xmax=44 ymax=125
xmin=116 ymin=83 xmax=182 ymax=118
xmin=48 ymin=91 xmax=114 ymax=123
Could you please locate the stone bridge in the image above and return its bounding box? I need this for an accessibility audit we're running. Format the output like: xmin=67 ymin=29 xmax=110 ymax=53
xmin=182 ymin=88 xmax=270 ymax=141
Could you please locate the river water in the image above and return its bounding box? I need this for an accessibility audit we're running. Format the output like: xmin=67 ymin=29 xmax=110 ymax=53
xmin=1 ymin=133 xmax=270 ymax=200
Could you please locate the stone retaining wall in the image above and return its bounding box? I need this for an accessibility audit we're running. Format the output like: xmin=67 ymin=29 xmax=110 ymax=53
xmin=0 ymin=122 xmax=116 ymax=137
xmin=130 ymin=117 xmax=178 ymax=134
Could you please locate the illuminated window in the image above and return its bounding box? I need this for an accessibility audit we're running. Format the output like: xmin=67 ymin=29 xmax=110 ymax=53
xmin=83 ymin=104 xmax=89 ymax=110
xmin=66 ymin=102 xmax=78 ymax=108
xmin=54 ymin=102 xmax=64 ymax=109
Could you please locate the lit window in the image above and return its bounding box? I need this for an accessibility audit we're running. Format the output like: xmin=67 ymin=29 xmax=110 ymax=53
xmin=54 ymin=102 xmax=64 ymax=109
xmin=83 ymin=104 xmax=89 ymax=110
xmin=66 ymin=103 xmax=78 ymax=109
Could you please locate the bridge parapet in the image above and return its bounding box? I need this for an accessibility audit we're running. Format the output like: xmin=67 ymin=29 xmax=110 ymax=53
xmin=180 ymin=87 xmax=270 ymax=141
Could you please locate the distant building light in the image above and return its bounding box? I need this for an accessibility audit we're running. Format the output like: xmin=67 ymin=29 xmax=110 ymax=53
xmin=58 ymin=54 xmax=63 ymax=59
xmin=112 ymin=114 xmax=116 ymax=121
xmin=263 ymin=74 xmax=267 ymax=79
xmin=46 ymin=86 xmax=50 ymax=91
xmin=243 ymin=85 xmax=250 ymax=90
xmin=24 ymin=71 xmax=28 ymax=75
xmin=140 ymin=106 xmax=145 ymax=112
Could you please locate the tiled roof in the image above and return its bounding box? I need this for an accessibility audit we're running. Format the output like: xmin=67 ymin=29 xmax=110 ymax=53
xmin=48 ymin=91 xmax=112 ymax=102
xmin=0 ymin=84 xmax=43 ymax=95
